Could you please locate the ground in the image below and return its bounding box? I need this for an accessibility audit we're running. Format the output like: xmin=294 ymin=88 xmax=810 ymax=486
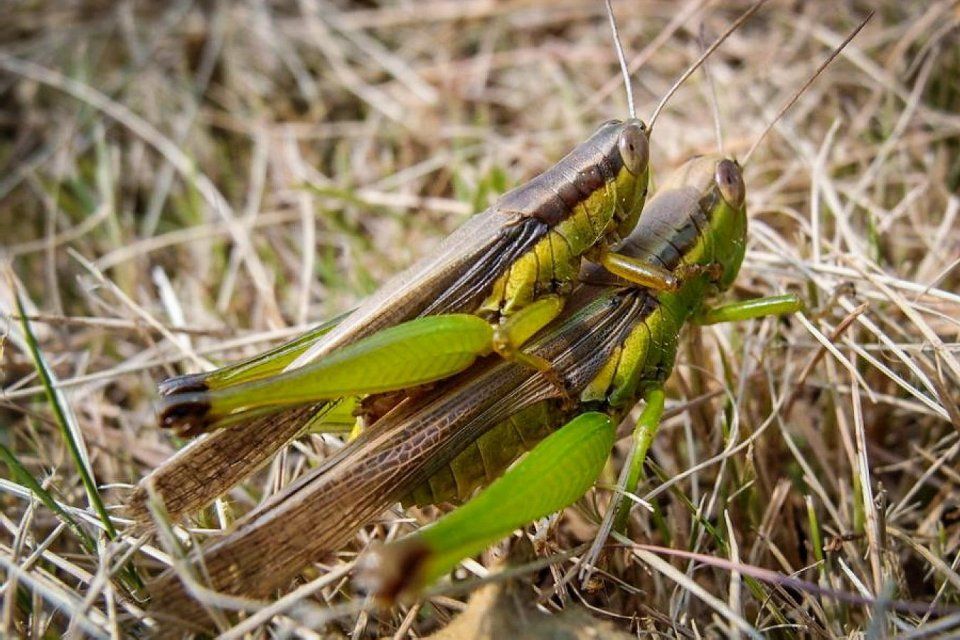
xmin=1 ymin=1 xmax=959 ymax=637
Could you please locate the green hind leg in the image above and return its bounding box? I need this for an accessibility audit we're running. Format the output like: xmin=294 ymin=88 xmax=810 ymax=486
xmin=159 ymin=314 xmax=497 ymax=435
xmin=159 ymin=298 xmax=566 ymax=436
xmin=158 ymin=297 xmax=569 ymax=436
xmin=357 ymin=412 xmax=616 ymax=602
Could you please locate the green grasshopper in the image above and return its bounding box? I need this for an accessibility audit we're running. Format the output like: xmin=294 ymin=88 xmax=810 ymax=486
xmin=145 ymin=152 xmax=800 ymax=626
xmin=357 ymin=16 xmax=871 ymax=601
xmin=125 ymin=4 xmax=765 ymax=528
xmin=143 ymin=17 xmax=869 ymax=625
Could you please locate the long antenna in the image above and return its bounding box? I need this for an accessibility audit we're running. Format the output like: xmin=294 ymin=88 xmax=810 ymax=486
xmin=604 ymin=0 xmax=636 ymax=119
xmin=649 ymin=0 xmax=770 ymax=131
xmin=742 ymin=11 xmax=874 ymax=164
xmin=699 ymin=22 xmax=725 ymax=155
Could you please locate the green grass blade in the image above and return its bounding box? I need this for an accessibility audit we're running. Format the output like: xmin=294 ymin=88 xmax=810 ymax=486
xmin=12 ymin=283 xmax=118 ymax=540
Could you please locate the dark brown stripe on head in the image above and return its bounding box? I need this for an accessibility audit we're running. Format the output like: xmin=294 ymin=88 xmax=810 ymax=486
xmin=494 ymin=120 xmax=626 ymax=227
xmin=556 ymin=178 xmax=582 ymax=211
xmin=575 ymin=163 xmax=604 ymax=197
xmin=596 ymin=150 xmax=620 ymax=184
xmin=530 ymin=193 xmax=569 ymax=227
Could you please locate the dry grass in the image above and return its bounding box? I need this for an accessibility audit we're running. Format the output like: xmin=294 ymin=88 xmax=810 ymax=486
xmin=2 ymin=0 xmax=959 ymax=637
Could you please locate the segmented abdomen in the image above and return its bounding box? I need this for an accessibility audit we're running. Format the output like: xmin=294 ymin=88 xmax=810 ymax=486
xmin=403 ymin=401 xmax=561 ymax=506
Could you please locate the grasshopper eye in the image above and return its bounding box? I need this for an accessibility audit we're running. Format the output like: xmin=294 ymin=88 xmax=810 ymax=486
xmin=617 ymin=120 xmax=649 ymax=176
xmin=715 ymin=159 xmax=744 ymax=207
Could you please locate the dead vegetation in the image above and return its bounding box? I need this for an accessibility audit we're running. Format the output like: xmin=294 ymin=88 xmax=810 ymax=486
xmin=1 ymin=0 xmax=959 ymax=637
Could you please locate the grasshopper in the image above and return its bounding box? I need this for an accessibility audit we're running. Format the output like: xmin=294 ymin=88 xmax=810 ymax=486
xmin=145 ymin=152 xmax=799 ymax=627
xmin=142 ymin=16 xmax=870 ymax=627
xmin=125 ymin=2 xmax=765 ymax=529
xmin=358 ymin=15 xmax=872 ymax=601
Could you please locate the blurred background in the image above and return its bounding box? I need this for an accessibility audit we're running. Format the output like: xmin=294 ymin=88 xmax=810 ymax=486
xmin=1 ymin=1 xmax=959 ymax=637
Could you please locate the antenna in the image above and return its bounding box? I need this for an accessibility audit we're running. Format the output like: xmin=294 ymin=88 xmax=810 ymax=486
xmin=698 ymin=22 xmax=725 ymax=155
xmin=742 ymin=12 xmax=874 ymax=164
xmin=604 ymin=0 xmax=636 ymax=119
xmin=649 ymin=0 xmax=770 ymax=131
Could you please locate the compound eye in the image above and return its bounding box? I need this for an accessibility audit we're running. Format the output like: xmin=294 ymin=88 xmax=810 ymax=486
xmin=715 ymin=158 xmax=745 ymax=207
xmin=617 ymin=120 xmax=649 ymax=176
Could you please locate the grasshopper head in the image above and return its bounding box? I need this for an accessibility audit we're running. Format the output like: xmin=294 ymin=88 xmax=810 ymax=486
xmin=704 ymin=156 xmax=747 ymax=292
xmin=613 ymin=154 xmax=747 ymax=294
xmin=658 ymin=154 xmax=747 ymax=292
xmin=611 ymin=117 xmax=650 ymax=239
